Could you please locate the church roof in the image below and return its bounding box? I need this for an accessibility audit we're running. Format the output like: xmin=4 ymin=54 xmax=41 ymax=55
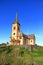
xmin=28 ymin=34 xmax=35 ymax=39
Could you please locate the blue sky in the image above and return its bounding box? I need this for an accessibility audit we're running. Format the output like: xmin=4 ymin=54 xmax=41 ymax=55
xmin=0 ymin=0 xmax=43 ymax=46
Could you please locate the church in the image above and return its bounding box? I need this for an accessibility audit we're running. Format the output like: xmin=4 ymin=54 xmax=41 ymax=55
xmin=10 ymin=13 xmax=35 ymax=45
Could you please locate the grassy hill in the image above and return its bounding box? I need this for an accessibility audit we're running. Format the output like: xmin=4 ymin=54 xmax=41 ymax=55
xmin=0 ymin=45 xmax=43 ymax=65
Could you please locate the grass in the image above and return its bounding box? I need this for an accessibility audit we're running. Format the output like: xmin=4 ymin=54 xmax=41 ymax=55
xmin=0 ymin=45 xmax=43 ymax=65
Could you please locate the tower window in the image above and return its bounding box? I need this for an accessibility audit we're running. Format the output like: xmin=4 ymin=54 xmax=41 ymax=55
xmin=14 ymin=27 xmax=15 ymax=30
xmin=13 ymin=33 xmax=15 ymax=35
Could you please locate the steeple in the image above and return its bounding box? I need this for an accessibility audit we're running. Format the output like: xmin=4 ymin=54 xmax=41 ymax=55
xmin=16 ymin=12 xmax=18 ymax=22
xmin=13 ymin=12 xmax=20 ymax=25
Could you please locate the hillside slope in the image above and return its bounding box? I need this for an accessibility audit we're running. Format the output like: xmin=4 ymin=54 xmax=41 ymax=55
xmin=0 ymin=45 xmax=43 ymax=65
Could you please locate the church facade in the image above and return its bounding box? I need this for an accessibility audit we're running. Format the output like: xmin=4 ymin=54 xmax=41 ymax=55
xmin=10 ymin=13 xmax=35 ymax=45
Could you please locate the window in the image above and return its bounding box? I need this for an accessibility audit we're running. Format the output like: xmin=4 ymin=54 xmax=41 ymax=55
xmin=13 ymin=33 xmax=15 ymax=35
xmin=31 ymin=40 xmax=32 ymax=42
xmin=20 ymin=37 xmax=21 ymax=39
xmin=14 ymin=27 xmax=15 ymax=30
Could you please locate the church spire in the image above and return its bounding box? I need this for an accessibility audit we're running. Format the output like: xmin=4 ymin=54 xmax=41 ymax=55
xmin=13 ymin=12 xmax=20 ymax=25
xmin=15 ymin=12 xmax=18 ymax=22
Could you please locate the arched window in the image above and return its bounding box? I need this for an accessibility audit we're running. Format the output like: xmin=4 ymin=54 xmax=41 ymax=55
xmin=14 ymin=27 xmax=16 ymax=30
xmin=20 ymin=37 xmax=21 ymax=39
xmin=31 ymin=40 xmax=32 ymax=42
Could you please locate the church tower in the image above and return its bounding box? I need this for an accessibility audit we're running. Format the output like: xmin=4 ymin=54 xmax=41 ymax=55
xmin=10 ymin=13 xmax=20 ymax=45
xmin=12 ymin=13 xmax=20 ymax=39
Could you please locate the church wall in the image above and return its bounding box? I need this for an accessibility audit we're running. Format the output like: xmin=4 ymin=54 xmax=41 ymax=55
xmin=20 ymin=36 xmax=24 ymax=45
xmin=26 ymin=39 xmax=30 ymax=45
xmin=23 ymin=37 xmax=26 ymax=45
